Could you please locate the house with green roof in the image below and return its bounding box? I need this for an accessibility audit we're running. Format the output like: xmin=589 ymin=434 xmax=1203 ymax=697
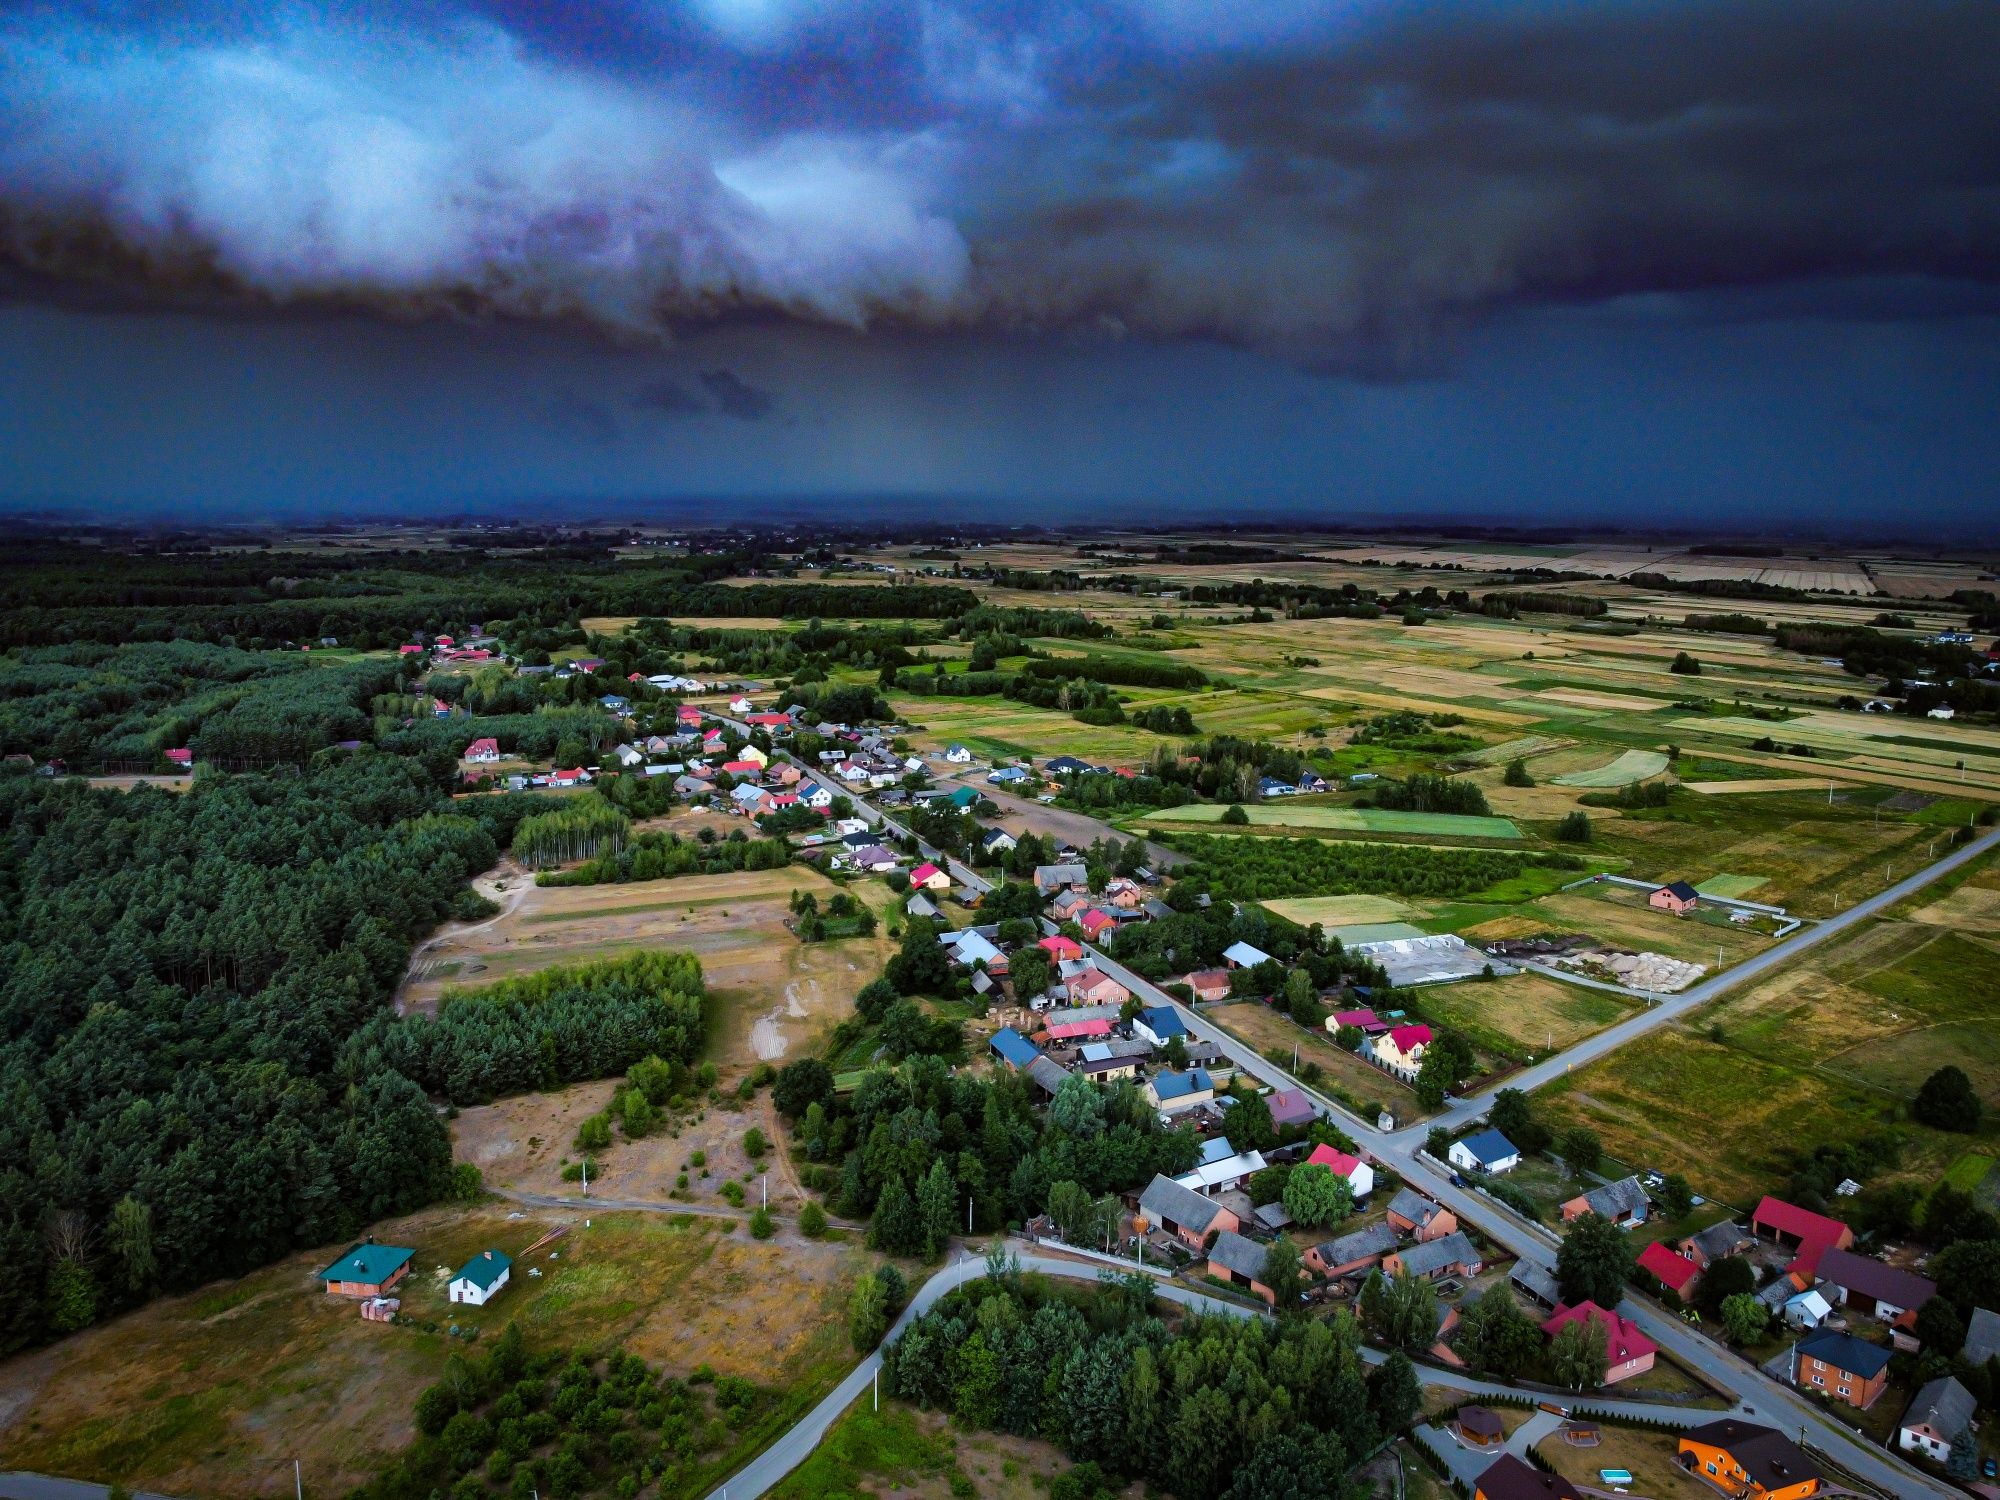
xmin=449 ymin=1248 xmax=513 ymax=1306
xmin=320 ymin=1241 xmax=415 ymax=1296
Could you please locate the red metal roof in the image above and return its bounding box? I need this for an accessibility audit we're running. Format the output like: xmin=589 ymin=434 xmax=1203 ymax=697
xmin=1386 ymin=1023 xmax=1433 ymax=1051
xmin=1306 ymin=1144 xmax=1364 ymax=1177
xmin=1541 ymin=1302 xmax=1657 ymax=1363
xmin=1752 ymin=1196 xmax=1851 ymax=1248
xmin=1046 ymin=1018 xmax=1114 ymax=1040
xmin=1638 ymin=1241 xmax=1700 ymax=1292
xmin=1038 ymin=935 xmax=1083 ymax=958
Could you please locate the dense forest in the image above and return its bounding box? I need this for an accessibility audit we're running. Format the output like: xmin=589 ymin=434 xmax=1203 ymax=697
xmin=0 ymin=757 xmax=705 ymax=1352
xmin=883 ymin=1262 xmax=1413 ymax=1500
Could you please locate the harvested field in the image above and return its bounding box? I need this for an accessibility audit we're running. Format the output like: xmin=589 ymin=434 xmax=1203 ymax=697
xmin=0 ymin=1205 xmax=867 ymax=1500
xmin=1465 ymin=735 xmax=1570 ymax=765
xmin=1681 ymin=778 xmax=1831 ymax=795
xmin=1262 ymin=893 xmax=1418 ymax=927
xmin=1416 ymin=972 xmax=1636 ymax=1060
xmin=1537 ymin=688 xmax=1670 ymax=713
xmin=1552 ymin=750 xmax=1670 ymax=787
xmin=1142 ymin=803 xmax=1523 ymax=839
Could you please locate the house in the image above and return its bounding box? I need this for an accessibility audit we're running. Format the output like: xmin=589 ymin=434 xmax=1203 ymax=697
xmin=430 ymin=696 xmax=453 ymax=717
xmin=1079 ymin=908 xmax=1118 ymax=941
xmin=1183 ymin=969 xmax=1232 ymax=1003
xmin=906 ymin=894 xmax=941 ymax=921
xmin=1385 ymin=1187 xmax=1457 ymax=1242
xmin=1327 ymin=1007 xmax=1386 ymax=1037
xmin=1044 ymin=1015 xmax=1113 ymax=1043
xmin=1559 ymin=1175 xmax=1650 ymax=1228
xmin=1814 ymin=1247 xmax=1934 ymax=1327
xmin=609 ymin=743 xmax=644 ymax=768
xmin=1455 ymin=1406 xmax=1506 ymax=1449
xmin=572 ymin=658 xmax=604 ymax=674
xmin=1137 ymin=1172 xmax=1239 ymax=1249
xmin=1650 ymin=880 xmax=1701 ymax=913
xmin=1677 ymin=1419 xmax=1821 ymax=1500
xmin=735 ymin=744 xmax=770 ymax=767
xmin=1751 ymin=1197 xmax=1852 ymax=1281
xmin=1148 ymin=1069 xmax=1215 ymax=1114
xmin=1034 ymin=862 xmax=1090 ymax=894
xmin=398 ymin=642 xmax=424 ymax=655
xmin=1369 ymin=1023 xmax=1433 ymax=1076
xmin=943 ymin=928 xmax=1008 ymax=974
xmin=548 ymin=767 xmax=591 ymax=788
xmin=945 ymin=744 xmax=972 ymax=763
xmin=987 ymin=765 xmax=1030 ymax=784
xmin=729 ymin=695 xmax=753 ymax=714
xmin=1207 ymin=1229 xmax=1278 ymax=1304
xmin=1176 ymin=1138 xmax=1268 ymax=1196
xmin=1306 ymin=1222 xmax=1399 ymax=1279
xmin=729 ymin=783 xmax=767 ymax=813
xmin=1383 ymin=1230 xmax=1482 ymax=1281
xmin=947 ymin=785 xmax=980 ymax=809
xmin=1899 ymin=1375 xmax=1976 ymax=1463
xmin=165 ymin=747 xmax=193 ymax=767
xmin=1681 ymin=1220 xmax=1754 ymax=1268
xmin=1305 ymin=1143 xmax=1376 ymax=1199
xmin=1065 ymin=967 xmax=1130 ymax=1006
xmin=1638 ymin=1241 xmax=1702 ymax=1301
xmin=721 ymin=760 xmax=765 ymax=778
xmin=1078 ymin=1049 xmax=1141 ymax=1082
xmin=1541 ymin=1302 xmax=1657 ymax=1385
xmin=1510 ymin=1260 xmax=1562 ymax=1309
xmin=1044 ymin=755 xmax=1091 ymax=776
xmin=1473 ymin=1455 xmax=1581 ymax=1500
xmin=320 ymin=1242 xmax=415 ymax=1297
xmin=600 ymin=694 xmax=632 ymax=715
xmin=909 ymin=862 xmax=952 ymax=891
xmin=1783 ymin=1289 xmax=1833 ymax=1329
xmin=1963 ymin=1305 xmax=2000 ymax=1365
xmin=802 ymin=783 xmax=834 ymax=809
xmin=1267 ymin=1087 xmax=1316 ymax=1130
xmin=1133 ymin=1004 xmax=1187 ymax=1047
xmin=1448 ymin=1129 xmax=1520 ymax=1175
xmin=990 ymin=1028 xmax=1039 ymax=1069
xmin=1794 ymin=1329 xmax=1892 ymax=1409
xmin=449 ymin=1250 xmax=512 ymax=1306
xmin=1039 ymin=934 xmax=1084 ymax=963
xmin=847 ymin=843 xmax=900 ymax=872
xmin=1222 ymin=940 xmax=1272 ymax=969
xmin=1049 ymin=889 xmax=1092 ymax=921
xmin=980 ymin=828 xmax=1016 ymax=855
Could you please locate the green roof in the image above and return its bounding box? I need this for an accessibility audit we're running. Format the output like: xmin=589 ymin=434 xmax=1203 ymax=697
xmin=454 ymin=1248 xmax=513 ymax=1291
xmin=320 ymin=1242 xmax=414 ymax=1285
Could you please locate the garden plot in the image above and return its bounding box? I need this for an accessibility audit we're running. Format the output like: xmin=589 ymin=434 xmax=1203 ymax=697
xmin=1552 ymin=750 xmax=1670 ymax=787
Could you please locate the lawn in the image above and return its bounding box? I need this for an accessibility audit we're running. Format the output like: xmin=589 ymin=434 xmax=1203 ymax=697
xmin=1143 ymin=803 xmax=1524 ymax=839
xmin=769 ymin=1403 xmax=1079 ymax=1500
xmin=1534 ymin=1425 xmax=1716 ymax=1500
xmin=1203 ymin=999 xmax=1426 ymax=1121
xmin=0 ymin=1206 xmax=870 ymax=1499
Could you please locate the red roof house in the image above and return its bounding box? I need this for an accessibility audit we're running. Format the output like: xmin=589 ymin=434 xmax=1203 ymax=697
xmin=434 ymin=635 xmax=455 ymax=647
xmin=1541 ymin=1302 xmax=1658 ymax=1384
xmin=1752 ymin=1197 xmax=1854 ymax=1284
xmin=1080 ymin=909 xmax=1117 ymax=939
xmin=165 ymin=747 xmax=193 ymax=766
xmin=463 ymin=737 xmax=501 ymax=763
xmin=909 ymin=862 xmax=951 ymax=891
xmin=1046 ymin=1017 xmax=1115 ymax=1041
xmin=398 ymin=643 xmax=424 ymax=655
xmin=1039 ymin=934 xmax=1083 ymax=961
xmin=721 ymin=760 xmax=763 ymax=775
xmin=1638 ymin=1241 xmax=1701 ymax=1301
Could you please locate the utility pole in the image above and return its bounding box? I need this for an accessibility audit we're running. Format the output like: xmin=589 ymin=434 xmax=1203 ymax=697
xmin=761 ymin=1174 xmax=767 ymax=1210
xmin=295 ymin=1460 xmax=303 ymax=1500
xmin=581 ymin=1158 xmax=588 ymax=1197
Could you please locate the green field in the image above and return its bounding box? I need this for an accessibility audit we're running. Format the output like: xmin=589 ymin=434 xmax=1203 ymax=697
xmin=1695 ymin=873 xmax=1769 ymax=898
xmin=1466 ymin=735 xmax=1570 ymax=765
xmin=1143 ymin=803 xmax=1523 ymax=839
xmin=1552 ymin=749 xmax=1670 ymax=787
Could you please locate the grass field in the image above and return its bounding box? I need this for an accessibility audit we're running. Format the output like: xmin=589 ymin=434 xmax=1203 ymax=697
xmin=1552 ymin=749 xmax=1670 ymax=787
xmin=1534 ymin=1427 xmax=1717 ymax=1500
xmin=1465 ymin=735 xmax=1570 ymax=765
xmin=769 ymin=1404 xmax=1077 ymax=1500
xmin=1142 ymin=803 xmax=1524 ymax=839
xmin=1695 ymin=873 xmax=1769 ymax=897
xmin=1413 ymin=973 xmax=1638 ymax=1063
xmin=1262 ymin=893 xmax=1419 ymax=926
xmin=0 ymin=1207 xmax=868 ymax=1499
xmin=1204 ymin=999 xmax=1424 ymax=1119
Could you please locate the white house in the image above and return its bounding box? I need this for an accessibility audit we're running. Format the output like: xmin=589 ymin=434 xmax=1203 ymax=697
xmin=729 ymin=695 xmax=753 ymax=714
xmin=449 ymin=1249 xmax=512 ymax=1306
xmin=1784 ymin=1288 xmax=1834 ymax=1329
xmin=945 ymin=744 xmax=973 ymax=763
xmin=1176 ymin=1137 xmax=1268 ymax=1196
xmin=1446 ymin=1128 xmax=1521 ymax=1176
xmin=609 ymin=743 xmax=644 ymax=768
xmin=1899 ymin=1376 xmax=1975 ymax=1462
xmin=802 ymin=784 xmax=834 ymax=809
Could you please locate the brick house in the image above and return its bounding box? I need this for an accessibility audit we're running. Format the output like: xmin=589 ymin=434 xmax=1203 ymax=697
xmin=320 ymin=1242 xmax=415 ymax=1297
xmin=1649 ymin=880 xmax=1700 ymax=913
xmin=1305 ymin=1222 xmax=1398 ymax=1279
xmin=1794 ymin=1330 xmax=1891 ymax=1409
xmin=1207 ymin=1229 xmax=1278 ymax=1305
xmin=1638 ymin=1240 xmax=1702 ymax=1302
xmin=1677 ymin=1419 xmax=1821 ymax=1499
xmin=1384 ymin=1187 xmax=1456 ymax=1242
xmin=1137 ymin=1173 xmax=1239 ymax=1250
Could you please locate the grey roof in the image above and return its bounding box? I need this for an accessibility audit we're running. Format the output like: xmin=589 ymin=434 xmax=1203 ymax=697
xmin=1903 ymin=1376 xmax=1976 ymax=1443
xmin=1392 ymin=1230 xmax=1480 ymax=1278
xmin=1687 ymin=1221 xmax=1752 ymax=1260
xmin=1964 ymin=1306 xmax=2000 ymax=1365
xmin=1139 ymin=1173 xmax=1226 ymax=1235
xmin=1387 ymin=1186 xmax=1445 ymax=1228
xmin=1511 ymin=1260 xmax=1562 ymax=1306
xmin=1208 ymin=1229 xmax=1270 ymax=1280
xmin=1025 ymin=1056 xmax=1071 ymax=1096
xmin=1035 ymin=862 xmax=1090 ymax=891
xmin=1579 ymin=1176 xmax=1650 ymax=1221
xmin=1254 ymin=1202 xmax=1294 ymax=1231
xmin=1315 ymin=1222 xmax=1399 ymax=1269
xmin=1816 ymin=1246 xmax=1935 ymax=1311
xmin=906 ymin=894 xmax=941 ymax=919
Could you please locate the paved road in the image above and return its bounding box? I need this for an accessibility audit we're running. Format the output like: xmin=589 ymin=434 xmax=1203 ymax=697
xmin=0 ymin=1479 xmax=182 ymax=1500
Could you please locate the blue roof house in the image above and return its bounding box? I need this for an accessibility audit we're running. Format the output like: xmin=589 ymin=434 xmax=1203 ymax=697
xmin=990 ymin=1027 xmax=1039 ymax=1068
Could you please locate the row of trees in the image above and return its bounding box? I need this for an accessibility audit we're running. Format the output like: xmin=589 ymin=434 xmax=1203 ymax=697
xmin=1175 ymin=834 xmax=1582 ymax=900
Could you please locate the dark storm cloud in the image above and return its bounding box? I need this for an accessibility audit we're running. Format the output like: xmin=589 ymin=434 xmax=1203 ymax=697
xmin=1 ymin=1 xmax=1995 ymax=365
xmin=699 ymin=367 xmax=774 ymax=421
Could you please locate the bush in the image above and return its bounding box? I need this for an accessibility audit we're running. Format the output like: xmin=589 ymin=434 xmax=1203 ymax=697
xmin=749 ymin=1208 xmax=774 ymax=1240
xmin=1914 ymin=1066 xmax=1982 ymax=1133
xmin=1221 ymin=803 xmax=1250 ymax=825
xmin=1670 ymin=652 xmax=1702 ymax=675
xmin=575 ymin=1114 xmax=613 ymax=1152
xmin=743 ymin=1126 xmax=769 ymax=1159
xmin=1503 ymin=758 xmax=1534 ymax=787
xmin=799 ymin=1201 xmax=828 ymax=1239
xmin=1554 ymin=812 xmax=1591 ymax=843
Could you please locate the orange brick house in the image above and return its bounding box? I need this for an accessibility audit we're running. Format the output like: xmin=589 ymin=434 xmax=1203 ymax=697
xmin=1794 ymin=1330 xmax=1891 ymax=1410
xmin=1677 ymin=1419 xmax=1821 ymax=1499
xmin=319 ymin=1242 xmax=414 ymax=1297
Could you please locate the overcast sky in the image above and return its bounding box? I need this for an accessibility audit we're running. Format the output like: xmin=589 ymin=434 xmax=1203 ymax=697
xmin=2 ymin=1 xmax=1996 ymax=533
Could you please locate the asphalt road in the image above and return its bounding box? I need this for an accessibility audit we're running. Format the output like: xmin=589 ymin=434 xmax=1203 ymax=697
xmin=0 ymin=1480 xmax=182 ymax=1500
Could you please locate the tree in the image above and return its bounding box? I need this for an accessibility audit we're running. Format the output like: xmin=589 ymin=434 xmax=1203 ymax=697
xmin=1556 ymin=1125 xmax=1602 ymax=1175
xmin=1361 ymin=1270 xmax=1440 ymax=1353
xmin=1282 ymin=1164 xmax=1354 ymax=1231
xmin=1948 ymin=1426 xmax=1979 ymax=1480
xmin=1658 ymin=1174 xmax=1695 ymax=1221
xmin=1227 ymin=1089 xmax=1277 ymax=1151
xmin=1283 ymin=968 xmax=1319 ymax=1028
xmin=1221 ymin=804 xmax=1249 ymax=825
xmin=1368 ymin=1350 xmax=1423 ymax=1433
xmin=749 ymin=1207 xmax=774 ymax=1239
xmin=105 ymin=1196 xmax=156 ymax=1296
xmin=1696 ymin=1254 xmax=1756 ymax=1314
xmin=773 ymin=1058 xmax=834 ymax=1118
xmin=1262 ymin=1234 xmax=1306 ymax=1311
xmin=1549 ymin=1316 xmax=1608 ymax=1389
xmin=885 ymin=922 xmax=953 ymax=995
xmin=847 ymin=1272 xmax=888 ymax=1352
xmin=1556 ymin=1212 xmax=1632 ymax=1309
xmin=1670 ymin=652 xmax=1702 ymax=675
xmin=1456 ymin=1284 xmax=1540 ymax=1379
xmin=1488 ymin=1089 xmax=1552 ymax=1156
xmin=1915 ymin=1066 xmax=1982 ymax=1133
xmin=916 ymin=1158 xmax=958 ymax=1259
xmin=1424 ymin=1126 xmax=1452 ymax=1160
xmin=1916 ymin=1295 xmax=1966 ymax=1355
xmin=798 ymin=1201 xmax=828 ymax=1240
xmin=1503 ymin=758 xmax=1533 ymax=787
xmin=1719 ymin=1292 xmax=1769 ymax=1346
xmin=1934 ymin=1238 xmax=2000 ymax=1314
xmin=869 ymin=1176 xmax=921 ymax=1256
xmin=1555 ymin=811 xmax=1592 ymax=843
xmin=1414 ymin=1029 xmax=1475 ymax=1109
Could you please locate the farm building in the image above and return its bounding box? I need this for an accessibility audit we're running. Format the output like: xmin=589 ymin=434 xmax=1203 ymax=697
xmin=1638 ymin=1241 xmax=1701 ymax=1301
xmin=1137 ymin=1173 xmax=1239 ymax=1249
xmin=450 ymin=1250 xmax=512 ymax=1306
xmin=320 ymin=1242 xmax=415 ymax=1297
xmin=1207 ymin=1230 xmax=1278 ymax=1305
xmin=1813 ymin=1247 xmax=1934 ymax=1328
xmin=1559 ymin=1175 xmax=1649 ymax=1228
xmin=1650 ymin=880 xmax=1701 ymax=913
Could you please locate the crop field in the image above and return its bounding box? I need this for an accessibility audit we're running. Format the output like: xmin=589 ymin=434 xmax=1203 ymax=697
xmin=1141 ymin=803 xmax=1524 ymax=839
xmin=886 ymin=693 xmax=1171 ymax=764
xmin=1261 ymin=893 xmax=1420 ymax=927
xmin=1551 ymin=749 xmax=1670 ymax=787
xmin=0 ymin=1205 xmax=868 ymax=1499
xmin=1465 ymin=735 xmax=1570 ymax=765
